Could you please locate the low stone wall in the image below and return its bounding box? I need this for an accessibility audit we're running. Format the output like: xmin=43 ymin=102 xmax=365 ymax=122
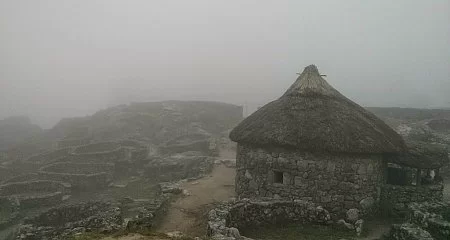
xmin=0 ymin=180 xmax=69 ymax=209
xmin=119 ymin=140 xmax=149 ymax=162
xmin=57 ymin=137 xmax=91 ymax=149
xmin=388 ymin=223 xmax=434 ymax=240
xmin=145 ymin=153 xmax=214 ymax=182
xmin=25 ymin=148 xmax=71 ymax=165
xmin=408 ymin=202 xmax=450 ymax=240
xmin=125 ymin=195 xmax=171 ymax=232
xmin=207 ymin=199 xmax=331 ymax=240
xmin=18 ymin=201 xmax=122 ymax=239
xmin=160 ymin=140 xmax=210 ymax=155
xmin=380 ymin=184 xmax=443 ymax=216
xmin=2 ymin=173 xmax=41 ymax=184
xmin=41 ymin=162 xmax=114 ymax=175
xmin=39 ymin=162 xmax=114 ymax=190
xmin=73 ymin=142 xmax=120 ymax=154
xmin=70 ymin=147 xmax=126 ymax=163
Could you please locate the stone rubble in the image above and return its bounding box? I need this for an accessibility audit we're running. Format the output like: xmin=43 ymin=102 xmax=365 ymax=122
xmin=207 ymin=198 xmax=332 ymax=240
xmin=17 ymin=201 xmax=123 ymax=240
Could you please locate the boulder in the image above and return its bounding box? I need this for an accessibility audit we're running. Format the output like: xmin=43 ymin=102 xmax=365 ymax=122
xmin=346 ymin=208 xmax=360 ymax=223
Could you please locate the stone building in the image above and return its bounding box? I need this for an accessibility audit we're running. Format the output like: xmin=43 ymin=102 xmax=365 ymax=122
xmin=382 ymin=140 xmax=448 ymax=215
xmin=229 ymin=65 xmax=406 ymax=217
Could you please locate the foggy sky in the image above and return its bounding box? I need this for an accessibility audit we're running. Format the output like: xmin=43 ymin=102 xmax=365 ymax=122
xmin=1 ymin=0 xmax=449 ymax=128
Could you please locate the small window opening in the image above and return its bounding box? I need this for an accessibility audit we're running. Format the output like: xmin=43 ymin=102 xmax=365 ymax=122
xmin=274 ymin=171 xmax=284 ymax=184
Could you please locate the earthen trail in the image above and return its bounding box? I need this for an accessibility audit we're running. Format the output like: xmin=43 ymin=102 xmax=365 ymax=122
xmin=156 ymin=148 xmax=236 ymax=237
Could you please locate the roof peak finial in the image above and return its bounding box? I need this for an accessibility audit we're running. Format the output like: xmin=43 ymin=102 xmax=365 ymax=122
xmin=284 ymin=64 xmax=338 ymax=97
xmin=297 ymin=64 xmax=319 ymax=75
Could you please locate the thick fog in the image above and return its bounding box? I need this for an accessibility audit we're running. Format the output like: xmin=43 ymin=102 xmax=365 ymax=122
xmin=0 ymin=0 xmax=449 ymax=128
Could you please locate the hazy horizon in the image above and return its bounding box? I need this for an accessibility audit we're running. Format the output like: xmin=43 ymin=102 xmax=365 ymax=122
xmin=1 ymin=0 xmax=449 ymax=128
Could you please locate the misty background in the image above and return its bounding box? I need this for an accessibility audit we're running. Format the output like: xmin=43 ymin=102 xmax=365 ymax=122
xmin=0 ymin=0 xmax=449 ymax=128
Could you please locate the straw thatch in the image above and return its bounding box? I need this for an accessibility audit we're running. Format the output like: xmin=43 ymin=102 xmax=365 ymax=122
xmin=386 ymin=140 xmax=449 ymax=169
xmin=230 ymin=65 xmax=406 ymax=153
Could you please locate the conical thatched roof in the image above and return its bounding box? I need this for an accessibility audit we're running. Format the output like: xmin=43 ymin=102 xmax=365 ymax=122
xmin=230 ymin=65 xmax=406 ymax=153
xmin=386 ymin=140 xmax=449 ymax=169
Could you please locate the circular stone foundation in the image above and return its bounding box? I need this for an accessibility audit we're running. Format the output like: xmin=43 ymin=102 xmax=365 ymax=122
xmin=39 ymin=162 xmax=114 ymax=190
xmin=2 ymin=173 xmax=42 ymax=184
xmin=0 ymin=180 xmax=69 ymax=209
xmin=73 ymin=142 xmax=120 ymax=154
xmin=71 ymin=142 xmax=125 ymax=163
xmin=25 ymin=148 xmax=71 ymax=166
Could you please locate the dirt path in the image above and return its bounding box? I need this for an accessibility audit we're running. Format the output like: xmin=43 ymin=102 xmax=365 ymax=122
xmin=156 ymin=149 xmax=236 ymax=237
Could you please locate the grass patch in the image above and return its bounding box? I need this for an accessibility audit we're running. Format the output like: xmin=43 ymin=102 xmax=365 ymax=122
xmin=241 ymin=224 xmax=357 ymax=240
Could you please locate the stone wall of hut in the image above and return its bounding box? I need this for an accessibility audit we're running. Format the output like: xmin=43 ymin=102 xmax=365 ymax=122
xmin=235 ymin=144 xmax=385 ymax=217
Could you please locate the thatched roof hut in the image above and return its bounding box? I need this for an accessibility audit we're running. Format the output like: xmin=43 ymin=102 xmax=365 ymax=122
xmin=387 ymin=140 xmax=449 ymax=169
xmin=230 ymin=65 xmax=406 ymax=153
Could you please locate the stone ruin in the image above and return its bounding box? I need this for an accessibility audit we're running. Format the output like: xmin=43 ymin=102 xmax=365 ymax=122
xmin=57 ymin=137 xmax=91 ymax=149
xmin=123 ymin=195 xmax=171 ymax=232
xmin=39 ymin=162 xmax=115 ymax=190
xmin=1 ymin=173 xmax=42 ymax=185
xmin=119 ymin=139 xmax=150 ymax=162
xmin=17 ymin=201 xmax=122 ymax=240
xmin=15 ymin=187 xmax=174 ymax=240
xmin=207 ymin=199 xmax=332 ymax=240
xmin=388 ymin=201 xmax=450 ymax=240
xmin=159 ymin=133 xmax=216 ymax=156
xmin=0 ymin=180 xmax=69 ymax=209
xmin=145 ymin=151 xmax=214 ymax=182
xmin=70 ymin=141 xmax=126 ymax=163
xmin=19 ymin=148 xmax=72 ymax=172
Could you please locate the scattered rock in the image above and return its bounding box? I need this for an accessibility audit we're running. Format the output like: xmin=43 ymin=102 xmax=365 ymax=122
xmin=355 ymin=219 xmax=364 ymax=236
xmin=337 ymin=219 xmax=355 ymax=230
xmin=182 ymin=189 xmax=191 ymax=196
xmin=346 ymin=208 xmax=359 ymax=223
xmin=359 ymin=197 xmax=375 ymax=211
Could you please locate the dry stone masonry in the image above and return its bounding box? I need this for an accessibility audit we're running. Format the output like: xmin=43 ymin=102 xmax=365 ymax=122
xmin=17 ymin=201 xmax=122 ymax=240
xmin=0 ymin=180 xmax=69 ymax=209
xmin=381 ymin=183 xmax=444 ymax=216
xmin=207 ymin=199 xmax=332 ymax=240
xmin=39 ymin=162 xmax=114 ymax=190
xmin=235 ymin=145 xmax=384 ymax=217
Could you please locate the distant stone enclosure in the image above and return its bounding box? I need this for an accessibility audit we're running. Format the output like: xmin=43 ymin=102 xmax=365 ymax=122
xmin=145 ymin=152 xmax=214 ymax=182
xmin=159 ymin=134 xmax=213 ymax=155
xmin=26 ymin=148 xmax=71 ymax=165
xmin=57 ymin=137 xmax=91 ymax=149
xmin=235 ymin=145 xmax=384 ymax=217
xmin=1 ymin=173 xmax=41 ymax=184
xmin=0 ymin=180 xmax=69 ymax=208
xmin=39 ymin=162 xmax=114 ymax=190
